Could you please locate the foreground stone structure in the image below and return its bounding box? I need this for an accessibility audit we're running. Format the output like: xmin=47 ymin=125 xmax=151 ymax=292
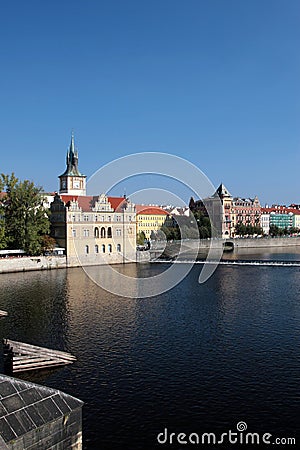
xmin=0 ymin=375 xmax=83 ymax=449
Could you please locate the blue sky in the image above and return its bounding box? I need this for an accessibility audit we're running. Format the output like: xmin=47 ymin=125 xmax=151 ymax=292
xmin=0 ymin=0 xmax=299 ymax=205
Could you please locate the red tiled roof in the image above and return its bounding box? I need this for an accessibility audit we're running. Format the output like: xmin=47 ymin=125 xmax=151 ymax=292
xmin=107 ymin=197 xmax=127 ymax=212
xmin=136 ymin=205 xmax=169 ymax=215
xmin=261 ymin=207 xmax=300 ymax=215
xmin=60 ymin=194 xmax=128 ymax=212
xmin=61 ymin=194 xmax=93 ymax=212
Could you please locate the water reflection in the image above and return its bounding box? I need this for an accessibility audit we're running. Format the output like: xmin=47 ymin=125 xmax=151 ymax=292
xmin=0 ymin=261 xmax=299 ymax=449
xmin=0 ymin=270 xmax=70 ymax=350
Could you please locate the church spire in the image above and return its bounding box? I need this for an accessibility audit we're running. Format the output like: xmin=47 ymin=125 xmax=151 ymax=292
xmin=61 ymin=132 xmax=83 ymax=177
xmin=59 ymin=132 xmax=86 ymax=196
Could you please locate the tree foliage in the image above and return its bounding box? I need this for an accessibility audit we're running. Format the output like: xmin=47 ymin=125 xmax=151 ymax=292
xmin=0 ymin=177 xmax=6 ymax=249
xmin=158 ymin=210 xmax=212 ymax=241
xmin=234 ymin=222 xmax=263 ymax=236
xmin=1 ymin=173 xmax=50 ymax=255
xmin=269 ymin=225 xmax=299 ymax=236
xmin=137 ymin=231 xmax=146 ymax=245
xmin=41 ymin=235 xmax=57 ymax=253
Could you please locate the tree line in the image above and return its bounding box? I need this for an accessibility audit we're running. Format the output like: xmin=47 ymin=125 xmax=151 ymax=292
xmin=0 ymin=174 xmax=55 ymax=255
xmin=149 ymin=210 xmax=212 ymax=242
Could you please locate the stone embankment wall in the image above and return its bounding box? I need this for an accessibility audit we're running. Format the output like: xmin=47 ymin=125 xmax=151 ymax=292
xmin=136 ymin=251 xmax=151 ymax=263
xmin=231 ymin=237 xmax=300 ymax=248
xmin=160 ymin=237 xmax=300 ymax=259
xmin=1 ymin=237 xmax=300 ymax=273
xmin=66 ymin=251 xmax=137 ymax=268
xmin=0 ymin=253 xmax=139 ymax=274
xmin=0 ymin=256 xmax=66 ymax=274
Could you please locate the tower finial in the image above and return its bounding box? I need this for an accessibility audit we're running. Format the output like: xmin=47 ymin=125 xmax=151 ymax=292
xmin=70 ymin=130 xmax=75 ymax=153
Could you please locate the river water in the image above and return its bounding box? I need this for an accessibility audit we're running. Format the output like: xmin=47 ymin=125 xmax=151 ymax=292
xmin=0 ymin=249 xmax=299 ymax=449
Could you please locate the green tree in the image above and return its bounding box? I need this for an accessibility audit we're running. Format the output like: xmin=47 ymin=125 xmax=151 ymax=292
xmin=234 ymin=222 xmax=247 ymax=236
xmin=235 ymin=222 xmax=263 ymax=236
xmin=0 ymin=178 xmax=6 ymax=249
xmin=269 ymin=225 xmax=281 ymax=236
xmin=1 ymin=174 xmax=50 ymax=255
xmin=159 ymin=225 xmax=180 ymax=241
xmin=137 ymin=231 xmax=146 ymax=245
xmin=41 ymin=235 xmax=57 ymax=253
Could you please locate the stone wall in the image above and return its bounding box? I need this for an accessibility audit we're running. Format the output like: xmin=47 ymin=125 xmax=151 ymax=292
xmin=160 ymin=237 xmax=300 ymax=259
xmin=230 ymin=236 xmax=300 ymax=248
xmin=0 ymin=256 xmax=66 ymax=274
xmin=66 ymin=250 xmax=137 ymax=268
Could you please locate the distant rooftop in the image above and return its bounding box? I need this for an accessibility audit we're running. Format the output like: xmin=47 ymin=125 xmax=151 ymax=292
xmin=136 ymin=205 xmax=168 ymax=215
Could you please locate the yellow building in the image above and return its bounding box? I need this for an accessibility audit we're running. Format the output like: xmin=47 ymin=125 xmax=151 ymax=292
xmin=136 ymin=205 xmax=169 ymax=240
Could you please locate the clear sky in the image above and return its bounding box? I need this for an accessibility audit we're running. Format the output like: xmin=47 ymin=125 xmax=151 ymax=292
xmin=0 ymin=0 xmax=299 ymax=205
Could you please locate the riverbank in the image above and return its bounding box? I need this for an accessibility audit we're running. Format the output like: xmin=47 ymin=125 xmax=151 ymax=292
xmin=1 ymin=237 xmax=300 ymax=274
xmin=160 ymin=236 xmax=300 ymax=259
xmin=0 ymin=256 xmax=66 ymax=274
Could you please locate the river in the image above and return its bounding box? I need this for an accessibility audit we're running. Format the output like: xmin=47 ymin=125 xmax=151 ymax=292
xmin=0 ymin=249 xmax=299 ymax=449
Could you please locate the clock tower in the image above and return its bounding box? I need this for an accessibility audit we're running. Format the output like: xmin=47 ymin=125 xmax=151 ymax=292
xmin=59 ymin=133 xmax=86 ymax=196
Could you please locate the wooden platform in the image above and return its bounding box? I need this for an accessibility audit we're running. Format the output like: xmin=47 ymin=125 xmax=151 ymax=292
xmin=3 ymin=339 xmax=76 ymax=374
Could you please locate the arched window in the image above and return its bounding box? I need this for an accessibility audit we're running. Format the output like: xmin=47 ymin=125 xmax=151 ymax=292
xmin=108 ymin=244 xmax=112 ymax=253
xmin=101 ymin=227 xmax=106 ymax=238
xmin=102 ymin=244 xmax=105 ymax=253
xmin=94 ymin=227 xmax=99 ymax=238
xmin=95 ymin=245 xmax=99 ymax=253
xmin=107 ymin=227 xmax=112 ymax=238
xmin=85 ymin=245 xmax=89 ymax=254
xmin=117 ymin=244 xmax=121 ymax=252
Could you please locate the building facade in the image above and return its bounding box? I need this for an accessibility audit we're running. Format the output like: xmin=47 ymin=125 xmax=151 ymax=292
xmin=260 ymin=212 xmax=270 ymax=235
xmin=136 ymin=205 xmax=169 ymax=240
xmin=231 ymin=196 xmax=261 ymax=234
xmin=293 ymin=212 xmax=300 ymax=229
xmin=191 ymin=184 xmax=262 ymax=238
xmin=192 ymin=184 xmax=233 ymax=238
xmin=50 ymin=136 xmax=136 ymax=265
xmin=261 ymin=206 xmax=299 ymax=231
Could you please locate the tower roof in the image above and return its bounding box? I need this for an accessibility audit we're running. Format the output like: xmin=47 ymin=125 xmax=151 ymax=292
xmin=213 ymin=183 xmax=232 ymax=198
xmin=59 ymin=133 xmax=85 ymax=177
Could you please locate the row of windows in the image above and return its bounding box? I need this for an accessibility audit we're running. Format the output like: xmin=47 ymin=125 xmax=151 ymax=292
xmin=85 ymin=244 xmax=121 ymax=254
xmin=72 ymin=227 xmax=122 ymax=238
xmin=232 ymin=210 xmax=260 ymax=214
xmin=138 ymin=216 xmax=164 ymax=221
xmin=139 ymin=223 xmax=161 ymax=227
xmin=76 ymin=215 xmax=133 ymax=222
